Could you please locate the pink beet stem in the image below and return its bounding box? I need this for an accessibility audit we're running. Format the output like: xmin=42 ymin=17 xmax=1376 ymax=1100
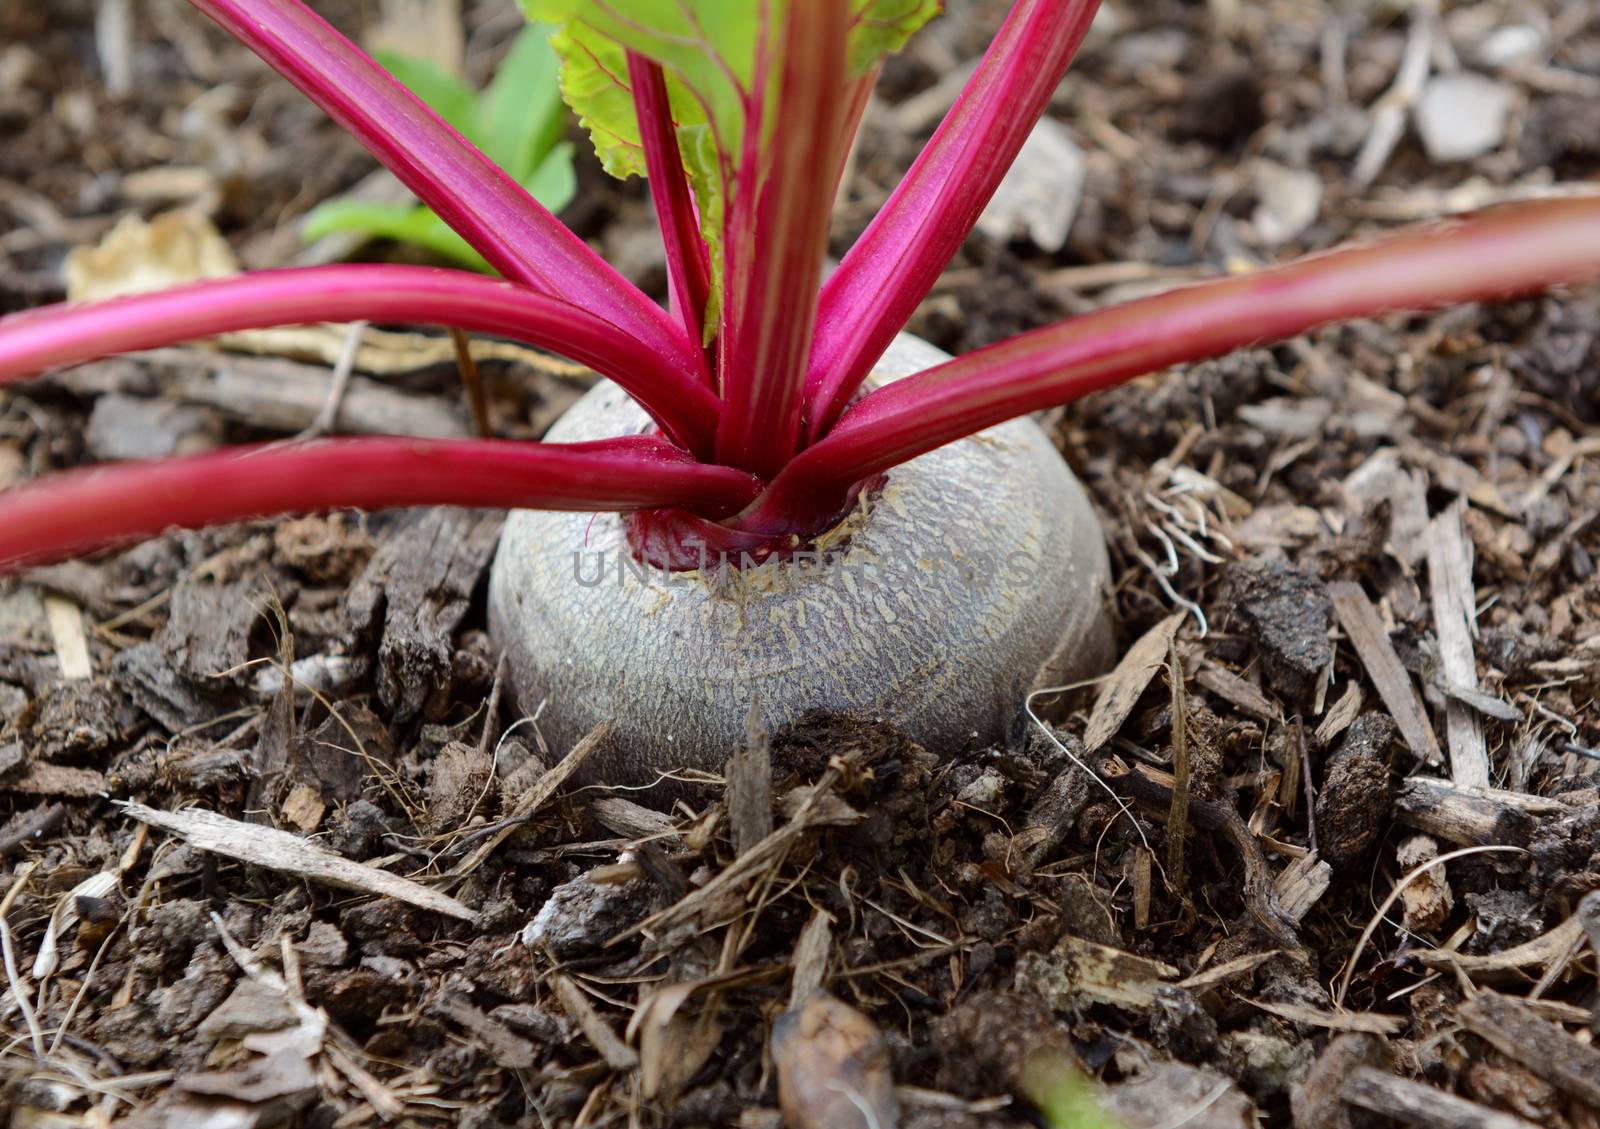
xmin=628 ymin=51 xmax=714 ymax=363
xmin=804 ymin=0 xmax=1101 ymax=443
xmin=0 ymin=265 xmax=720 ymax=454
xmin=747 ymin=198 xmax=1600 ymax=533
xmin=0 ymin=436 xmax=763 ymax=571
xmin=187 ymin=0 xmax=691 ymax=366
xmin=715 ymin=0 xmax=850 ymax=478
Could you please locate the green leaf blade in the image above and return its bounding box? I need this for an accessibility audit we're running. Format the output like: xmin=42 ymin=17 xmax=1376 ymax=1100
xmin=527 ymin=0 xmax=937 ymax=334
xmin=302 ymin=199 xmax=493 ymax=272
xmin=849 ymin=0 xmax=941 ymax=72
xmin=479 ymin=24 xmax=567 ymax=177
xmin=523 ymin=142 xmax=578 ymax=213
xmin=305 ymin=24 xmax=576 ymax=275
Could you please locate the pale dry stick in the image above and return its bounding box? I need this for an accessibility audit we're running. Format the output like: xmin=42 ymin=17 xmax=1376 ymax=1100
xmin=1427 ymin=503 xmax=1489 ymax=788
xmin=1354 ymin=179 xmax=1600 ymax=223
xmin=1352 ymin=0 xmax=1436 ymax=190
xmin=1189 ymin=167 xmax=1242 ymax=255
xmin=572 ymin=1076 xmax=611 ymax=1123
xmin=95 ymin=0 xmax=133 ymax=97
xmin=476 ymin=653 xmax=510 ymax=757
xmin=1038 ymin=259 xmax=1211 ymax=295
xmin=0 ymin=917 xmax=43 ymax=1059
xmin=835 ymin=942 xmax=965 ymax=982
xmin=1322 ymin=13 xmax=1349 ymax=106
xmin=123 ymin=803 xmax=474 ymax=920
xmin=895 ymin=1087 xmax=1010 ymax=1117
xmin=280 ymin=934 xmax=304 ymax=1001
xmin=1145 ymin=1077 xmax=1238 ymax=1129
xmin=4 ymin=1061 xmax=166 ymax=1115
xmin=325 ymin=1042 xmax=406 ymax=1121
xmin=44 ymin=595 xmax=92 ymax=681
xmin=550 ymin=973 xmax=638 ymax=1073
xmin=1517 ymin=435 xmax=1600 ymax=513
xmin=1526 ymin=919 xmax=1585 ymax=1001
xmin=1329 ymin=582 xmax=1443 ymax=766
xmin=1410 ymin=914 xmax=1583 ymax=976
xmin=95 ymin=586 xmax=172 ymax=635
xmin=159 ymin=705 xmax=258 ymax=761
xmin=1335 ymin=843 xmax=1526 ymax=1007
xmin=890 ymin=58 xmax=980 ymax=134
xmin=860 ymin=895 xmax=955 ymax=948
xmin=350 ymin=326 xmax=593 ymax=378
xmin=1166 ymin=642 xmax=1190 ymax=890
xmin=1342 ymin=1067 xmax=1538 ymax=1129
xmin=296 ymin=319 xmax=368 ymax=440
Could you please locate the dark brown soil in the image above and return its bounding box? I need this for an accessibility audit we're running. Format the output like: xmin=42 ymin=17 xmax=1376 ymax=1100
xmin=2 ymin=1 xmax=1600 ymax=1127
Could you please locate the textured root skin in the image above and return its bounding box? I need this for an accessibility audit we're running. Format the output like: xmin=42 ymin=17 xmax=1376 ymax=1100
xmin=488 ymin=336 xmax=1113 ymax=793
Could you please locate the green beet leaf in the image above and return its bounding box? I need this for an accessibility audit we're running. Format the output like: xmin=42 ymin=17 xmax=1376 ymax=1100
xmin=304 ymin=24 xmax=576 ymax=273
xmin=527 ymin=0 xmax=937 ymax=338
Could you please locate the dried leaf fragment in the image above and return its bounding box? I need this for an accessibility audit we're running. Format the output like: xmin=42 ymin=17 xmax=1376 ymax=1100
xmin=1085 ymin=613 xmax=1184 ymax=754
xmin=119 ymin=800 xmax=473 ymax=920
xmin=66 ymin=209 xmax=238 ymax=303
xmin=774 ymin=991 xmax=898 ymax=1129
xmin=1396 ymin=835 xmax=1452 ymax=933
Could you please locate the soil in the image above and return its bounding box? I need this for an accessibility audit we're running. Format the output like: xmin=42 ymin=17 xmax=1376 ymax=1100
xmin=2 ymin=1 xmax=1600 ymax=1127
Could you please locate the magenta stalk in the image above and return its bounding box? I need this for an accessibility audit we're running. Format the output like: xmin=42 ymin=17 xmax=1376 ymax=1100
xmin=749 ymin=198 xmax=1600 ymax=534
xmin=189 ymin=0 xmax=687 ymax=361
xmin=0 ymin=436 xmax=762 ymax=570
xmin=0 ymin=265 xmax=719 ymax=454
xmin=804 ymin=0 xmax=1102 ymax=441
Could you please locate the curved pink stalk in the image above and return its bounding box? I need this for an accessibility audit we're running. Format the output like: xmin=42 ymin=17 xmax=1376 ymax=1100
xmin=0 ymin=436 xmax=763 ymax=570
xmin=716 ymin=0 xmax=850 ymax=478
xmin=749 ymin=198 xmax=1600 ymax=532
xmin=187 ymin=0 xmax=690 ymax=364
xmin=628 ymin=51 xmax=713 ymax=358
xmin=804 ymin=0 xmax=1100 ymax=441
xmin=0 ymin=265 xmax=720 ymax=453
